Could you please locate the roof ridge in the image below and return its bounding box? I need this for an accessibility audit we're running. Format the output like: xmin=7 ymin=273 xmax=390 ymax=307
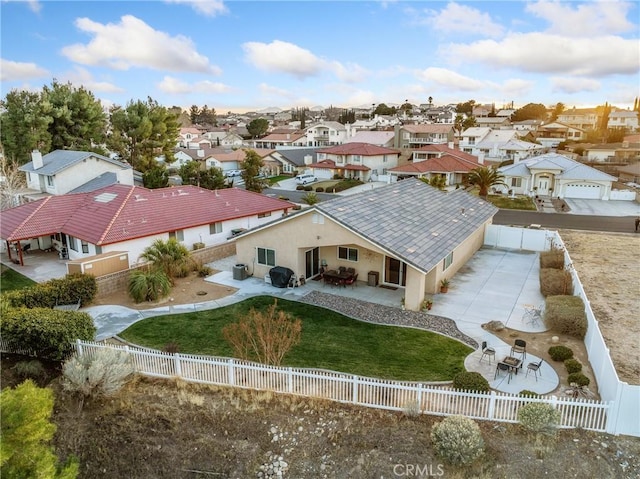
xmin=97 ymin=186 xmax=137 ymax=245
xmin=8 ymin=197 xmax=52 ymax=241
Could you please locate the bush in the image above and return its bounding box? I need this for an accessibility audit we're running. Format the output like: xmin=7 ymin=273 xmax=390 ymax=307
xmin=315 ymin=187 xmax=324 ymax=192
xmin=128 ymin=269 xmax=171 ymax=303
xmin=540 ymin=249 xmax=564 ymax=269
xmin=12 ymin=360 xmax=46 ymax=382
xmin=333 ymin=179 xmax=364 ymax=193
xmin=62 ymin=349 xmax=134 ymax=404
xmin=540 ymin=268 xmax=573 ymax=296
xmin=296 ymin=185 xmax=305 ymax=191
xmin=518 ymin=402 xmax=561 ymax=436
xmin=452 ymin=371 xmax=490 ymax=392
xmin=518 ymin=390 xmax=540 ymax=398
xmin=545 ymin=295 xmax=588 ymax=338
xmin=564 ymin=358 xmax=583 ymax=374
xmin=163 ymin=342 xmax=180 ymax=354
xmin=431 ymin=415 xmax=484 ymax=466
xmin=304 ymin=185 xmax=313 ymax=191
xmin=1 ymin=307 xmax=96 ymax=360
xmin=3 ymin=273 xmax=97 ymax=309
xmin=548 ymin=345 xmax=574 ymax=362
xmin=325 ymin=187 xmax=335 ymax=193
xmin=567 ymin=372 xmax=590 ymax=387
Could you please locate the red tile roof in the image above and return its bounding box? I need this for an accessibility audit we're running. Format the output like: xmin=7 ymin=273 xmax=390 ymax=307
xmin=414 ymin=144 xmax=479 ymax=162
xmin=317 ymin=142 xmax=400 ymax=156
xmin=389 ymin=155 xmax=480 ymax=174
xmin=1 ymin=184 xmax=292 ymax=245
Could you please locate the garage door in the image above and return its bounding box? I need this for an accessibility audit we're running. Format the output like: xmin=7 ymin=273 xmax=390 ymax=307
xmin=564 ymin=183 xmax=602 ymax=199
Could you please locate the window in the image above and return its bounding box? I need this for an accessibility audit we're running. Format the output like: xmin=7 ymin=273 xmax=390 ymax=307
xmin=258 ymin=211 xmax=272 ymax=219
xmin=257 ymin=247 xmax=276 ymax=266
xmin=352 ymin=155 xmax=361 ymax=163
xmin=443 ymin=252 xmax=453 ymax=270
xmin=169 ymin=230 xmax=184 ymax=241
xmin=68 ymin=236 xmax=78 ymax=252
xmin=81 ymin=241 xmax=89 ymax=254
xmin=312 ymin=213 xmax=324 ymax=224
xmin=338 ymin=246 xmax=358 ymax=262
xmin=209 ymin=222 xmax=222 ymax=234
xmin=511 ymin=178 xmax=522 ymax=187
xmin=46 ymin=176 xmax=54 ymax=187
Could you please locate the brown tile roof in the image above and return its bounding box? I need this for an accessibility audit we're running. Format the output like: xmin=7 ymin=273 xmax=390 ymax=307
xmin=1 ymin=184 xmax=292 ymax=245
xmin=389 ymin=155 xmax=480 ymax=174
xmin=317 ymin=142 xmax=400 ymax=156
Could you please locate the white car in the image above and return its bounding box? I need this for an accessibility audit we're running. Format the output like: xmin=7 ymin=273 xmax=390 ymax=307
xmin=225 ymin=169 xmax=243 ymax=177
xmin=295 ymin=174 xmax=317 ymax=185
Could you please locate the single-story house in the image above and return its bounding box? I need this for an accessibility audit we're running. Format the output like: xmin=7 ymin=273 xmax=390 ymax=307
xmin=1 ymin=184 xmax=292 ymax=268
xmin=498 ymin=153 xmax=617 ymax=199
xmin=234 ymin=178 xmax=498 ymax=311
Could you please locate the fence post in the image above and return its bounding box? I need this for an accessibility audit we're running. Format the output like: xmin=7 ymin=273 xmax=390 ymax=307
xmin=174 ymin=353 xmax=182 ymax=378
xmin=488 ymin=391 xmax=496 ymax=420
xmin=76 ymin=339 xmax=83 ymax=356
xmin=287 ymin=367 xmax=293 ymax=393
xmin=417 ymin=384 xmax=423 ymax=413
xmin=352 ymin=375 xmax=358 ymax=405
xmin=228 ymin=359 xmax=235 ymax=386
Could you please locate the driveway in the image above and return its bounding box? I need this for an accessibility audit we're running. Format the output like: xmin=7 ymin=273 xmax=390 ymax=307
xmin=564 ymin=198 xmax=640 ymax=216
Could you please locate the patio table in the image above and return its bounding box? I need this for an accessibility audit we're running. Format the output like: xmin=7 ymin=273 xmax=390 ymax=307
xmin=499 ymin=356 xmax=523 ymax=375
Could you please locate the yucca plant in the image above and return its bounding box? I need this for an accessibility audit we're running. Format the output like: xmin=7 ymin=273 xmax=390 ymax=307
xmin=128 ymin=269 xmax=171 ymax=303
xmin=139 ymin=238 xmax=192 ymax=279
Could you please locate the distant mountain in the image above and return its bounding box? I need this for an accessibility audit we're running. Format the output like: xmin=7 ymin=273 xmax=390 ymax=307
xmin=257 ymin=106 xmax=283 ymax=114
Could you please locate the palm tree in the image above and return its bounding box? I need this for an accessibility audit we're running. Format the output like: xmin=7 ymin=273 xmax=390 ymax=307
xmin=128 ymin=269 xmax=172 ymax=303
xmin=139 ymin=238 xmax=192 ymax=280
xmin=468 ymin=166 xmax=506 ymax=199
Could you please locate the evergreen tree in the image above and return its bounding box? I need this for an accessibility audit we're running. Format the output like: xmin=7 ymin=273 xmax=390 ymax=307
xmin=189 ymin=105 xmax=200 ymax=125
xmin=0 ymin=90 xmax=51 ymax=164
xmin=511 ymin=103 xmax=548 ymax=122
xmin=143 ymin=165 xmax=170 ymax=189
xmin=247 ymin=118 xmax=269 ymax=138
xmin=241 ymin=149 xmax=265 ymax=192
xmin=179 ymin=161 xmax=226 ymax=190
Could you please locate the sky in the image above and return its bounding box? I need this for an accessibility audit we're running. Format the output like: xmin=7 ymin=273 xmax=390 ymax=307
xmin=1 ymin=0 xmax=639 ymax=114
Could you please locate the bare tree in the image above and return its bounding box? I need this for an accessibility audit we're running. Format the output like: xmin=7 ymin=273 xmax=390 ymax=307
xmin=0 ymin=145 xmax=26 ymax=210
xmin=223 ymin=299 xmax=302 ymax=366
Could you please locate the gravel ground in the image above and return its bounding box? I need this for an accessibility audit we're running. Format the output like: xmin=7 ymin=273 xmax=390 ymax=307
xmin=300 ymin=290 xmax=478 ymax=348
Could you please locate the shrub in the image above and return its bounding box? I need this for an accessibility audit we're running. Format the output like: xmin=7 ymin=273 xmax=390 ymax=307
xmin=62 ymin=349 xmax=134 ymax=404
xmin=304 ymin=185 xmax=313 ymax=191
xmin=540 ymin=268 xmax=573 ymax=296
xmin=548 ymin=345 xmax=574 ymax=362
xmin=12 ymin=360 xmax=46 ymax=383
xmin=564 ymin=358 xmax=583 ymax=374
xmin=315 ymin=187 xmax=324 ymax=192
xmin=452 ymin=371 xmax=490 ymax=392
xmin=1 ymin=307 xmax=96 ymax=360
xmin=403 ymin=399 xmax=421 ymax=418
xmin=296 ymin=185 xmax=305 ymax=191
xmin=325 ymin=187 xmax=335 ymax=193
xmin=128 ymin=269 xmax=171 ymax=303
xmin=540 ymin=249 xmax=564 ymax=269
xmin=192 ymin=242 xmax=205 ymax=250
xmin=431 ymin=415 xmax=484 ymax=466
xmin=518 ymin=390 xmax=540 ymax=398
xmin=518 ymin=402 xmax=561 ymax=436
xmin=163 ymin=342 xmax=180 ymax=354
xmin=3 ymin=273 xmax=97 ymax=309
xmin=567 ymin=372 xmax=590 ymax=387
xmin=277 ymin=195 xmax=290 ymax=201
xmin=545 ymin=295 xmax=588 ymax=338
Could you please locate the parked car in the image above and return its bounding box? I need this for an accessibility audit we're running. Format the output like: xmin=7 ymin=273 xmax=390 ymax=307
xmin=295 ymin=174 xmax=317 ymax=185
xmin=225 ymin=169 xmax=243 ymax=177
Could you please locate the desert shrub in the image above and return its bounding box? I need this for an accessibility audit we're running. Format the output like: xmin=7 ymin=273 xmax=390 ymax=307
xmin=62 ymin=349 xmax=134 ymax=403
xmin=431 ymin=415 xmax=484 ymax=466
xmin=548 ymin=345 xmax=574 ymax=361
xmin=518 ymin=402 xmax=561 ymax=436
xmin=1 ymin=307 xmax=96 ymax=360
xmin=403 ymin=399 xmax=421 ymax=418
xmin=545 ymin=295 xmax=588 ymax=338
xmin=304 ymin=185 xmax=313 ymax=191
xmin=139 ymin=238 xmax=192 ymax=279
xmin=540 ymin=249 xmax=564 ymax=269
xmin=296 ymin=185 xmax=305 ymax=191
xmin=163 ymin=342 xmax=180 ymax=354
xmin=193 ymin=261 xmax=213 ymax=278
xmin=567 ymin=372 xmax=590 ymax=387
xmin=333 ymin=179 xmax=364 ymax=193
xmin=564 ymin=358 xmax=583 ymax=374
xmin=325 ymin=186 xmax=335 ymax=193
xmin=452 ymin=371 xmax=490 ymax=392
xmin=315 ymin=187 xmax=324 ymax=192
xmin=277 ymin=195 xmax=289 ymax=201
xmin=518 ymin=390 xmax=540 ymax=398
xmin=128 ymin=269 xmax=171 ymax=303
xmin=301 ymin=192 xmax=319 ymax=205
xmin=3 ymin=273 xmax=97 ymax=309
xmin=12 ymin=360 xmax=46 ymax=382
xmin=540 ymin=268 xmax=573 ymax=296
xmin=192 ymin=242 xmax=205 ymax=250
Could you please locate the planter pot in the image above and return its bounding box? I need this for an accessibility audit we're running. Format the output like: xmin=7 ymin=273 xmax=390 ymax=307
xmin=440 ymin=287 xmax=448 ymax=293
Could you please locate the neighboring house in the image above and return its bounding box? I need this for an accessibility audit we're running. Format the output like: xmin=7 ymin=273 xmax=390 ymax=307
xmin=389 ymin=145 xmax=481 ymax=185
xmin=311 ymin=143 xmax=401 ymax=182
xmin=394 ymin=124 xmax=456 ymax=149
xmin=511 ymin=119 xmax=543 ymax=133
xmin=607 ymin=110 xmax=639 ymax=132
xmin=178 ymin=127 xmax=202 ymax=147
xmin=19 ymin=150 xmax=134 ymax=201
xmin=498 ymin=153 xmax=617 ymax=199
xmin=617 ymin=163 xmax=640 ymax=184
xmin=535 ymin=121 xmax=586 ymax=147
xmin=203 ymin=129 xmax=245 ymax=147
xmin=271 ymin=147 xmax=322 ymax=175
xmin=0 ymin=184 xmax=292 ymax=267
xmin=233 ymin=178 xmax=498 ymax=311
xmin=344 ymin=131 xmax=395 ymax=147
xmin=557 ymin=108 xmax=599 ymax=131
xmin=205 ymin=148 xmax=280 ymax=176
xmin=475 ymin=117 xmax=511 ymax=129
xmin=304 ymin=121 xmax=350 ymax=147
xmin=253 ymin=131 xmax=307 ymax=149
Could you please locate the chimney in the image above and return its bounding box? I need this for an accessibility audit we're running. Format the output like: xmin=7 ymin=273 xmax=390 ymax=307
xmin=31 ymin=150 xmax=43 ymax=169
xmin=304 ymin=155 xmax=312 ymax=165
xmin=477 ymin=153 xmax=485 ymax=165
xmin=197 ymin=150 xmax=204 ymax=158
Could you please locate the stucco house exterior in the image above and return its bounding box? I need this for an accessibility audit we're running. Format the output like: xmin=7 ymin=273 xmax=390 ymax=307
xmin=234 ymin=178 xmax=498 ymax=311
xmin=304 ymin=121 xmax=351 ymax=147
xmin=0 ymin=184 xmax=292 ymax=267
xmin=389 ymin=145 xmax=481 ymax=186
xmin=19 ymin=150 xmax=134 ymax=200
xmin=535 ymin=121 xmax=586 ymax=147
xmin=497 ymin=153 xmax=617 ymax=199
xmin=394 ymin=124 xmax=456 ymax=149
xmin=309 ymin=143 xmax=401 ymax=182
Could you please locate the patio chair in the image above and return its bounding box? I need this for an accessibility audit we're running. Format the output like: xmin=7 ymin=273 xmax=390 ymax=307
xmin=343 ymin=273 xmax=358 ymax=288
xmin=526 ymin=359 xmax=544 ymax=381
xmin=494 ymin=362 xmax=512 ymax=383
xmin=511 ymin=339 xmax=527 ymax=359
xmin=479 ymin=341 xmax=496 ymax=363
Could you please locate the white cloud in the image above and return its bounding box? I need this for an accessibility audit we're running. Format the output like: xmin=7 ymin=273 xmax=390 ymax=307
xmin=330 ymin=61 xmax=369 ymax=83
xmin=413 ymin=2 xmax=504 ymax=37
xmin=550 ymin=77 xmax=601 ymax=94
xmin=158 ymin=76 xmax=232 ymax=94
xmin=26 ymin=0 xmax=41 ymax=13
xmin=526 ymin=0 xmax=635 ymax=36
xmin=62 ymin=15 xmax=220 ymax=74
xmin=258 ymin=83 xmax=295 ymax=99
xmin=500 ymin=78 xmax=535 ymax=97
xmin=0 ymin=59 xmax=49 ymax=81
xmin=60 ymin=66 xmax=123 ymax=93
xmin=445 ymin=33 xmax=640 ymax=77
xmin=164 ymin=0 xmax=228 ymax=17
xmin=416 ymin=67 xmax=485 ymax=91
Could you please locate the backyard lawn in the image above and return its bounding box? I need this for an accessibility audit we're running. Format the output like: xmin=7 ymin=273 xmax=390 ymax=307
xmin=120 ymin=296 xmax=472 ymax=382
xmin=0 ymin=265 xmax=36 ymax=292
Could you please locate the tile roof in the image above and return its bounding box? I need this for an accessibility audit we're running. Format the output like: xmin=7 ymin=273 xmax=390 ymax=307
xmin=19 ymin=150 xmax=131 ymax=175
xmin=389 ymin=155 xmax=479 ymax=174
xmin=499 ymin=153 xmax=617 ymax=181
xmin=273 ymin=147 xmax=321 ymax=167
xmin=315 ymin=178 xmax=497 ymax=274
xmin=68 ymin=172 xmax=120 ymax=193
xmin=414 ymin=144 xmax=480 ymax=162
xmin=1 ymin=184 xmax=292 ymax=244
xmin=317 ymin=142 xmax=400 ymax=156
xmin=344 ymin=131 xmax=395 ymax=146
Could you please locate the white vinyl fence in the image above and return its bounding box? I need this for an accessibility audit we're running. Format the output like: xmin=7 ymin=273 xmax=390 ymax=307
xmin=58 ymin=339 xmax=608 ymax=432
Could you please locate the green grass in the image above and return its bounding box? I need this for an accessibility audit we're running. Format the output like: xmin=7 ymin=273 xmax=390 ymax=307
xmin=0 ymin=266 xmax=36 ymax=292
xmin=267 ymin=175 xmax=291 ymax=185
xmin=486 ymin=194 xmax=537 ymax=210
xmin=120 ymin=296 xmax=472 ymax=382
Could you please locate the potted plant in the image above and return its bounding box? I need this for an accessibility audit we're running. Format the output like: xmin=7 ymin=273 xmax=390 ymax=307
xmin=440 ymin=279 xmax=450 ymax=293
xmin=422 ymin=298 xmax=433 ymax=311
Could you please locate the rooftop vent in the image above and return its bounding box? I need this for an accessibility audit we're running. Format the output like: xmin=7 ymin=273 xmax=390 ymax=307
xmin=94 ymin=192 xmax=118 ymax=203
